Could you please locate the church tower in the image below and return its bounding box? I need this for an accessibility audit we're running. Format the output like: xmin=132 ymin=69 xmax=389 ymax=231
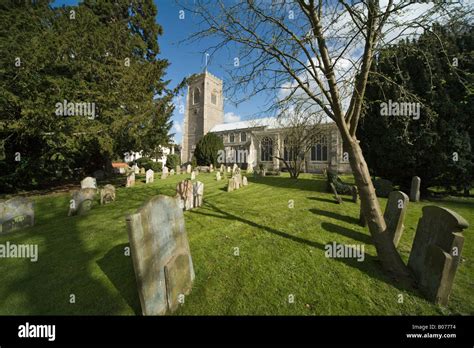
xmin=181 ymin=71 xmax=224 ymax=163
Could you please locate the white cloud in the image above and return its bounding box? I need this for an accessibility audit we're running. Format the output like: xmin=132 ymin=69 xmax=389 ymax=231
xmin=224 ymin=112 xmax=241 ymax=123
xmin=173 ymin=122 xmax=182 ymax=134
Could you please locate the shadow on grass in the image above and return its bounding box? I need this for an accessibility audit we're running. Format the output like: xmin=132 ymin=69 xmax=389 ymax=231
xmin=247 ymin=175 xmax=327 ymax=192
xmin=310 ymin=208 xmax=360 ymax=225
xmin=97 ymin=243 xmax=141 ymax=315
xmin=320 ymin=222 xmax=372 ymax=245
xmin=191 ymin=201 xmax=423 ymax=297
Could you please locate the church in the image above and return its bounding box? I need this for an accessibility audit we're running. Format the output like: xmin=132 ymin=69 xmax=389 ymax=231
xmin=181 ymin=71 xmax=352 ymax=174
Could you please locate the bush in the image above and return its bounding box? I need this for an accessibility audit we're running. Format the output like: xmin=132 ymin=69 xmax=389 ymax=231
xmin=166 ymin=154 xmax=180 ymax=170
xmin=194 ymin=133 xmax=224 ymax=166
xmin=136 ymin=157 xmax=161 ymax=172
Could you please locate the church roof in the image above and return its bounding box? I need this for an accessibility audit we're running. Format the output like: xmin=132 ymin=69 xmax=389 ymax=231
xmin=209 ymin=117 xmax=279 ymax=133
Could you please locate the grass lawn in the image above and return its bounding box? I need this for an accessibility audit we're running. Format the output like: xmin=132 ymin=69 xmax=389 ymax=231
xmin=0 ymin=173 xmax=472 ymax=315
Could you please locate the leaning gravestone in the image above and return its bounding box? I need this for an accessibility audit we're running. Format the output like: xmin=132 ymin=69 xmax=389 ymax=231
xmin=69 ymin=188 xmax=97 ymax=216
xmin=410 ymin=176 xmax=421 ymax=202
xmin=126 ymin=195 xmax=195 ymax=315
xmin=146 ymin=169 xmax=154 ymax=184
xmin=100 ymin=184 xmax=116 ymax=205
xmin=330 ymin=183 xmax=342 ymax=204
xmin=176 ymin=180 xmax=194 ymax=211
xmin=373 ymin=178 xmax=394 ymax=198
xmin=408 ymin=206 xmax=469 ymax=305
xmin=126 ymin=172 xmax=135 ymax=187
xmin=81 ymin=177 xmax=97 ymax=190
xmin=242 ymin=176 xmax=248 ymax=186
xmin=193 ymin=181 xmax=204 ymax=208
xmin=0 ymin=197 xmax=35 ymax=234
xmin=383 ymin=191 xmax=409 ymax=247
xmin=216 ymin=172 xmax=221 ymax=181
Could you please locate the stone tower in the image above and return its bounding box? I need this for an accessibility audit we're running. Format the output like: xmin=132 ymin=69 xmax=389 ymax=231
xmin=181 ymin=71 xmax=224 ymax=163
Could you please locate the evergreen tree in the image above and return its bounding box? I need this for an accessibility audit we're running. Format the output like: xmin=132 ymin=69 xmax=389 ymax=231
xmin=193 ymin=133 xmax=224 ymax=166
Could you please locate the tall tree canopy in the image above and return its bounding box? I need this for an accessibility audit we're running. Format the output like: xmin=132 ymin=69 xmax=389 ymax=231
xmin=358 ymin=21 xmax=474 ymax=194
xmin=0 ymin=0 xmax=174 ymax=192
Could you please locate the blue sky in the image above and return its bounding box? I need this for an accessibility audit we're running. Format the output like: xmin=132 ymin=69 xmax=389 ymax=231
xmin=52 ymin=0 xmax=272 ymax=144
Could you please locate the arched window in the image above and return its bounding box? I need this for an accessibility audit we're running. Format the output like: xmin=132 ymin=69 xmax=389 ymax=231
xmin=240 ymin=132 xmax=247 ymax=142
xmin=260 ymin=137 xmax=273 ymax=162
xmin=211 ymin=93 xmax=217 ymax=105
xmin=311 ymin=135 xmax=328 ymax=161
xmin=193 ymin=88 xmax=200 ymax=105
xmin=229 ymin=133 xmax=235 ymax=143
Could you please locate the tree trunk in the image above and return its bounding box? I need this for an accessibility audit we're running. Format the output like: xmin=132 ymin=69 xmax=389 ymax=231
xmin=345 ymin=137 xmax=414 ymax=285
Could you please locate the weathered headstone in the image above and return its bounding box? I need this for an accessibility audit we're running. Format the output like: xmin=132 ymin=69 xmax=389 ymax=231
xmin=69 ymin=188 xmax=96 ymax=216
xmin=330 ymin=183 xmax=342 ymax=204
xmin=408 ymin=206 xmax=469 ymax=305
xmin=146 ymin=169 xmax=154 ymax=184
xmin=81 ymin=177 xmax=97 ymax=190
xmin=383 ymin=191 xmax=409 ymax=247
xmin=175 ymin=180 xmax=194 ymax=211
xmin=227 ymin=178 xmax=235 ymax=192
xmin=161 ymin=167 xmax=168 ymax=180
xmin=170 ymin=169 xmax=175 ymax=176
xmin=410 ymin=176 xmax=421 ymax=202
xmin=233 ymin=174 xmax=242 ymax=189
xmin=246 ymin=165 xmax=254 ymax=174
xmin=126 ymin=172 xmax=135 ymax=187
xmin=132 ymin=164 xmax=139 ymax=174
xmin=193 ymin=181 xmax=204 ymax=208
xmin=220 ymin=164 xmax=224 ymax=173
xmin=100 ymin=184 xmax=116 ymax=205
xmin=226 ymin=166 xmax=231 ymax=173
xmin=232 ymin=163 xmax=238 ymax=174
xmin=140 ymin=167 xmax=146 ymax=175
xmin=209 ymin=164 xmax=214 ymax=173
xmin=216 ymin=172 xmax=221 ymax=181
xmin=0 ymin=197 xmax=35 ymax=234
xmin=176 ymin=165 xmax=181 ymax=175
xmin=126 ymin=195 xmax=195 ymax=315
xmin=191 ymin=171 xmax=196 ymax=181
xmin=373 ymin=178 xmax=394 ymax=198
xmin=242 ymin=176 xmax=248 ymax=186
xmin=186 ymin=164 xmax=192 ymax=174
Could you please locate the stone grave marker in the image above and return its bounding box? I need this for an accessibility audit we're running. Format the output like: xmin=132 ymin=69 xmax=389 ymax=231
xmin=176 ymin=165 xmax=181 ymax=175
xmin=81 ymin=177 xmax=97 ymax=190
xmin=242 ymin=176 xmax=248 ymax=186
xmin=410 ymin=176 xmax=421 ymax=202
xmin=186 ymin=164 xmax=192 ymax=174
xmin=227 ymin=178 xmax=235 ymax=192
xmin=146 ymin=169 xmax=154 ymax=184
xmin=210 ymin=164 xmax=214 ymax=172
xmin=126 ymin=195 xmax=195 ymax=315
xmin=69 ymin=188 xmax=97 ymax=216
xmin=140 ymin=167 xmax=146 ymax=175
xmin=383 ymin=191 xmax=409 ymax=247
xmin=132 ymin=164 xmax=139 ymax=174
xmin=100 ymin=184 xmax=116 ymax=205
xmin=0 ymin=197 xmax=35 ymax=234
xmin=126 ymin=172 xmax=135 ymax=187
xmin=216 ymin=172 xmax=221 ymax=181
xmin=193 ymin=181 xmax=204 ymax=208
xmin=170 ymin=169 xmax=175 ymax=176
xmin=176 ymin=180 xmax=194 ymax=211
xmin=408 ymin=206 xmax=469 ymax=305
xmin=191 ymin=171 xmax=196 ymax=180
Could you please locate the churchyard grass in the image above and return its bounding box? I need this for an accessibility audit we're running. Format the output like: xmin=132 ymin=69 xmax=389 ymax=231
xmin=0 ymin=173 xmax=472 ymax=315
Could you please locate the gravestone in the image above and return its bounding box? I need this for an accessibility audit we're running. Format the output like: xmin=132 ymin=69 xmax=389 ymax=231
xmin=176 ymin=165 xmax=181 ymax=175
xmin=383 ymin=191 xmax=409 ymax=247
xmin=262 ymin=168 xmax=267 ymax=177
xmin=191 ymin=171 xmax=196 ymax=180
xmin=186 ymin=164 xmax=192 ymax=174
xmin=93 ymin=170 xmax=105 ymax=180
xmin=408 ymin=206 xmax=469 ymax=305
xmin=233 ymin=174 xmax=242 ymax=189
xmin=176 ymin=180 xmax=194 ymax=211
xmin=132 ymin=164 xmax=139 ymax=174
xmin=126 ymin=172 xmax=135 ymax=187
xmin=220 ymin=164 xmax=224 ymax=173
xmin=146 ymin=169 xmax=154 ymax=184
xmin=126 ymin=195 xmax=195 ymax=315
xmin=193 ymin=181 xmax=204 ymax=208
xmin=140 ymin=167 xmax=145 ymax=175
xmin=81 ymin=177 xmax=97 ymax=190
xmin=373 ymin=178 xmax=394 ymax=198
xmin=216 ymin=172 xmax=221 ymax=181
xmin=0 ymin=197 xmax=35 ymax=234
xmin=209 ymin=164 xmax=214 ymax=173
xmin=330 ymin=183 xmax=342 ymax=204
xmin=170 ymin=169 xmax=175 ymax=176
xmin=232 ymin=164 xmax=238 ymax=174
xmin=410 ymin=176 xmax=421 ymax=202
xmin=161 ymin=167 xmax=168 ymax=180
xmin=100 ymin=184 xmax=116 ymax=205
xmin=69 ymin=188 xmax=96 ymax=216
xmin=227 ymin=178 xmax=235 ymax=192
xmin=227 ymin=166 xmax=231 ymax=173
xmin=242 ymin=176 xmax=248 ymax=186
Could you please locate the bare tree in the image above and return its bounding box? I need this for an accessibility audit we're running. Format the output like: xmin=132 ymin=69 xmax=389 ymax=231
xmin=181 ymin=0 xmax=470 ymax=282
